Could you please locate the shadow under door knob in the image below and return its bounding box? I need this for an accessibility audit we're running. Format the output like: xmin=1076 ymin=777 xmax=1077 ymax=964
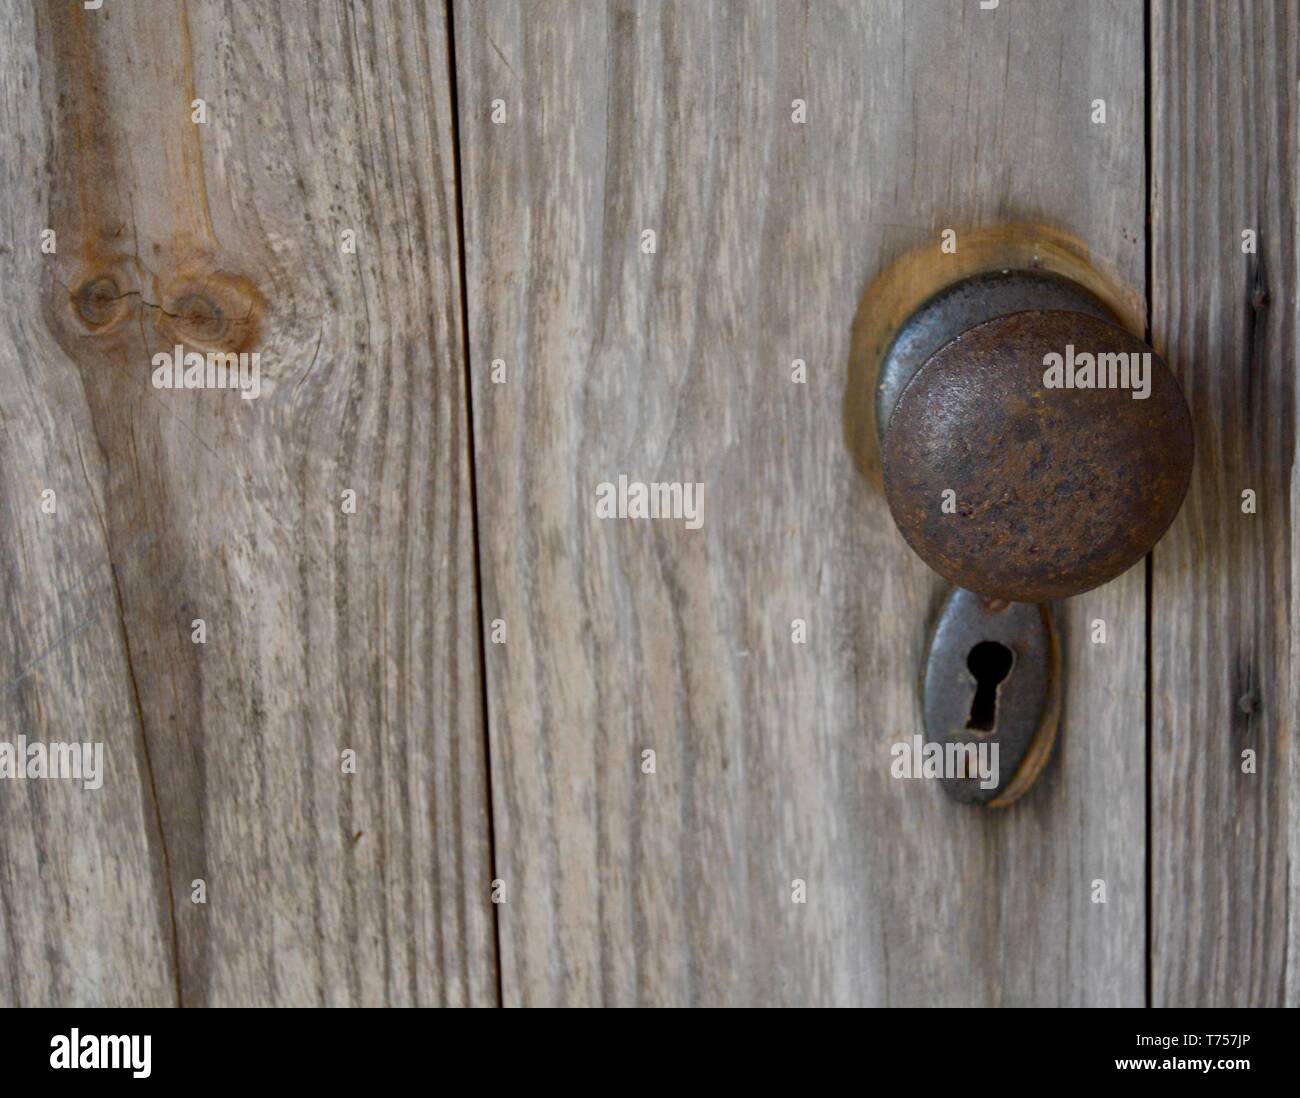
xmin=878 ymin=273 xmax=1194 ymax=603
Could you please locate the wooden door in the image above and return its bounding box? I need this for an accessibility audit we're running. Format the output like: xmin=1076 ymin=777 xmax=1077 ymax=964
xmin=0 ymin=0 xmax=1294 ymax=1008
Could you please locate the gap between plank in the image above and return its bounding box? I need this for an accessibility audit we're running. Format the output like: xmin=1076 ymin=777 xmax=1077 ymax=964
xmin=443 ymin=0 xmax=505 ymax=1009
xmin=1143 ymin=0 xmax=1155 ymax=1013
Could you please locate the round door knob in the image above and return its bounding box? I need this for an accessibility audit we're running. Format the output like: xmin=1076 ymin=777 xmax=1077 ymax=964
xmin=879 ymin=276 xmax=1194 ymax=603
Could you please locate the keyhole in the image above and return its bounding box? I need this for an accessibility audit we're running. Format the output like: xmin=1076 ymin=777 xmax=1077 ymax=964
xmin=966 ymin=641 xmax=1013 ymax=732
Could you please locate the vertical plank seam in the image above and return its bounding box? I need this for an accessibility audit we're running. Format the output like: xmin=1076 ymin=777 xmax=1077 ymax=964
xmin=1143 ymin=0 xmax=1155 ymax=1011
xmin=443 ymin=0 xmax=505 ymax=1009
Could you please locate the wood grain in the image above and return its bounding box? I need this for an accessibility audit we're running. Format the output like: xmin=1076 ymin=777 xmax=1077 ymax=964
xmin=13 ymin=0 xmax=1287 ymax=1012
xmin=0 ymin=0 xmax=177 ymax=1007
xmin=1150 ymin=0 xmax=1299 ymax=1006
xmin=1 ymin=0 xmax=494 ymax=1006
xmin=455 ymin=0 xmax=1147 ymax=1005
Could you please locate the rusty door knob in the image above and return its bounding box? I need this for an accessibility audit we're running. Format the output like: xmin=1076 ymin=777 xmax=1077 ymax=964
xmin=878 ymin=276 xmax=1194 ymax=603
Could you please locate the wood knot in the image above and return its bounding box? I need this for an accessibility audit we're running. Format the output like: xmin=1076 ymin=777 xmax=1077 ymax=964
xmin=70 ymin=271 xmax=135 ymax=333
xmin=154 ymin=270 xmax=265 ymax=354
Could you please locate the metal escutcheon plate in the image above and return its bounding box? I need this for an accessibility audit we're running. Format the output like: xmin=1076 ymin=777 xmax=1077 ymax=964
xmin=922 ymin=588 xmax=1061 ymax=807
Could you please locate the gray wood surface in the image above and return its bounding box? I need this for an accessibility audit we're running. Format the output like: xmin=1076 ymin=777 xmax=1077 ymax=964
xmin=0 ymin=2 xmax=177 ymax=1007
xmin=455 ymin=0 xmax=1148 ymax=1006
xmin=6 ymin=0 xmax=1293 ymax=1011
xmin=1150 ymin=0 xmax=1299 ymax=1007
xmin=1 ymin=0 xmax=494 ymax=1006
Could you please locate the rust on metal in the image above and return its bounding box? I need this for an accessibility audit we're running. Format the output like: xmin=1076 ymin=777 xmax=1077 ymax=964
xmin=882 ymin=310 xmax=1194 ymax=603
xmin=874 ymin=269 xmax=1116 ymax=448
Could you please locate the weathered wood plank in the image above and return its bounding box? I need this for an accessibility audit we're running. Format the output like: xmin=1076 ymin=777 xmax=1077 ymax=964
xmin=0 ymin=0 xmax=178 ymax=1007
xmin=1 ymin=0 xmax=494 ymax=1006
xmin=456 ymin=0 xmax=1146 ymax=1005
xmin=1150 ymin=0 xmax=1299 ymax=1006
